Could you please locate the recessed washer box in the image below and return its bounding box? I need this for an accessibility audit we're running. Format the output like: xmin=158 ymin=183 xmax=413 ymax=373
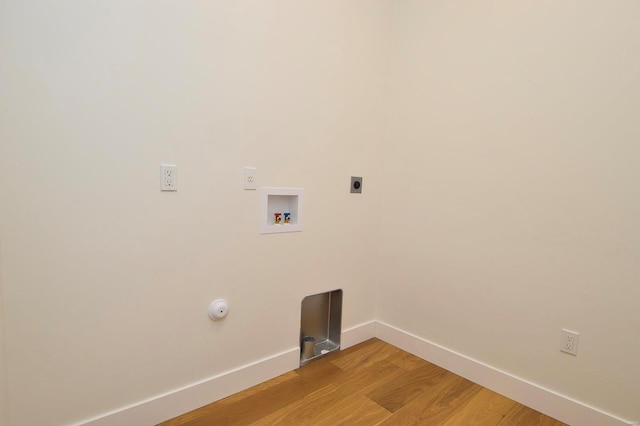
xmin=300 ymin=289 xmax=342 ymax=366
xmin=260 ymin=187 xmax=304 ymax=234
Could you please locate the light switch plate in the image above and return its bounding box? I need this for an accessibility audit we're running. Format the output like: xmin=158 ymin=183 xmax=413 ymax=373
xmin=244 ymin=167 xmax=257 ymax=190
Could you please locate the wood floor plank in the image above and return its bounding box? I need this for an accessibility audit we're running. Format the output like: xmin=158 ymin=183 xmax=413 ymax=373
xmin=312 ymin=396 xmax=392 ymax=426
xmin=387 ymin=349 xmax=433 ymax=371
xmin=158 ymin=361 xmax=343 ymax=426
xmin=366 ymin=362 xmax=449 ymax=412
xmin=329 ymin=338 xmax=399 ymax=372
xmin=250 ymin=359 xmax=401 ymax=425
xmin=161 ymin=339 xmax=567 ymax=426
xmin=442 ymin=387 xmax=518 ymax=425
xmin=247 ymin=383 xmax=339 ymax=426
xmin=498 ymin=402 xmax=567 ymax=426
xmin=376 ymin=374 xmax=482 ymax=425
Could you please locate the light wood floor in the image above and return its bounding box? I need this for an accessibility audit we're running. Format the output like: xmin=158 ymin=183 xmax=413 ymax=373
xmin=160 ymin=338 xmax=566 ymax=425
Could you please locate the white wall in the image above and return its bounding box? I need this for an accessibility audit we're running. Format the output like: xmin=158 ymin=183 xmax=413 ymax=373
xmin=4 ymin=1 xmax=640 ymax=424
xmin=381 ymin=0 xmax=640 ymax=422
xmin=0 ymin=1 xmax=390 ymax=424
xmin=0 ymin=241 xmax=9 ymax=426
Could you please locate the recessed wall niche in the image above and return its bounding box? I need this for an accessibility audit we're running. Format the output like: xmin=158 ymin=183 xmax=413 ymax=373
xmin=300 ymin=289 xmax=343 ymax=366
xmin=260 ymin=187 xmax=303 ymax=234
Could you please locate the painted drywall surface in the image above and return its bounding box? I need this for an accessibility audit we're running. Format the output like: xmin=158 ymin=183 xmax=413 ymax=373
xmin=380 ymin=1 xmax=640 ymax=421
xmin=0 ymin=241 xmax=9 ymax=426
xmin=0 ymin=1 xmax=390 ymax=424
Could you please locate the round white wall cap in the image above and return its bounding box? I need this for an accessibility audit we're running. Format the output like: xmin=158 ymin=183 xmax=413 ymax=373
xmin=208 ymin=299 xmax=229 ymax=320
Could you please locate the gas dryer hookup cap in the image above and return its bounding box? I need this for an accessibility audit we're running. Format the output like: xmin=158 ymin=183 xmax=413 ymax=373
xmin=208 ymin=299 xmax=229 ymax=320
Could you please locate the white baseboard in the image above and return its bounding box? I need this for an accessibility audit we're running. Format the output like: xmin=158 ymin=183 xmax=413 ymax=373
xmin=76 ymin=347 xmax=300 ymax=426
xmin=76 ymin=320 xmax=633 ymax=426
xmin=341 ymin=320 xmax=376 ymax=349
xmin=76 ymin=321 xmax=377 ymax=426
xmin=375 ymin=321 xmax=635 ymax=426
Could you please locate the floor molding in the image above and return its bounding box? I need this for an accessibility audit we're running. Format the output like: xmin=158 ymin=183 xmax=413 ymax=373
xmin=375 ymin=321 xmax=635 ymax=426
xmin=76 ymin=321 xmax=377 ymax=426
xmin=341 ymin=320 xmax=376 ymax=350
xmin=77 ymin=347 xmax=300 ymax=426
xmin=76 ymin=320 xmax=634 ymax=426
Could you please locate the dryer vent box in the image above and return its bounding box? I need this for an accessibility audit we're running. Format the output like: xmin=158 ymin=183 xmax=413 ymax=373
xmin=300 ymin=289 xmax=342 ymax=366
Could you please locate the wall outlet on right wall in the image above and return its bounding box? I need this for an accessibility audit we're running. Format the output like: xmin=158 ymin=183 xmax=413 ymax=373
xmin=560 ymin=329 xmax=580 ymax=355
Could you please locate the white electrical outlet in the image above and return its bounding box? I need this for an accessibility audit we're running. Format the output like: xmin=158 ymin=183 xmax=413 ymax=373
xmin=243 ymin=166 xmax=257 ymax=190
xmin=160 ymin=164 xmax=177 ymax=191
xmin=560 ymin=329 xmax=579 ymax=355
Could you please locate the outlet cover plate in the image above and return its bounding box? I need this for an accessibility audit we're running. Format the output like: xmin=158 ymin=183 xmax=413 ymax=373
xmin=560 ymin=329 xmax=579 ymax=355
xmin=160 ymin=164 xmax=177 ymax=191
xmin=350 ymin=176 xmax=362 ymax=194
